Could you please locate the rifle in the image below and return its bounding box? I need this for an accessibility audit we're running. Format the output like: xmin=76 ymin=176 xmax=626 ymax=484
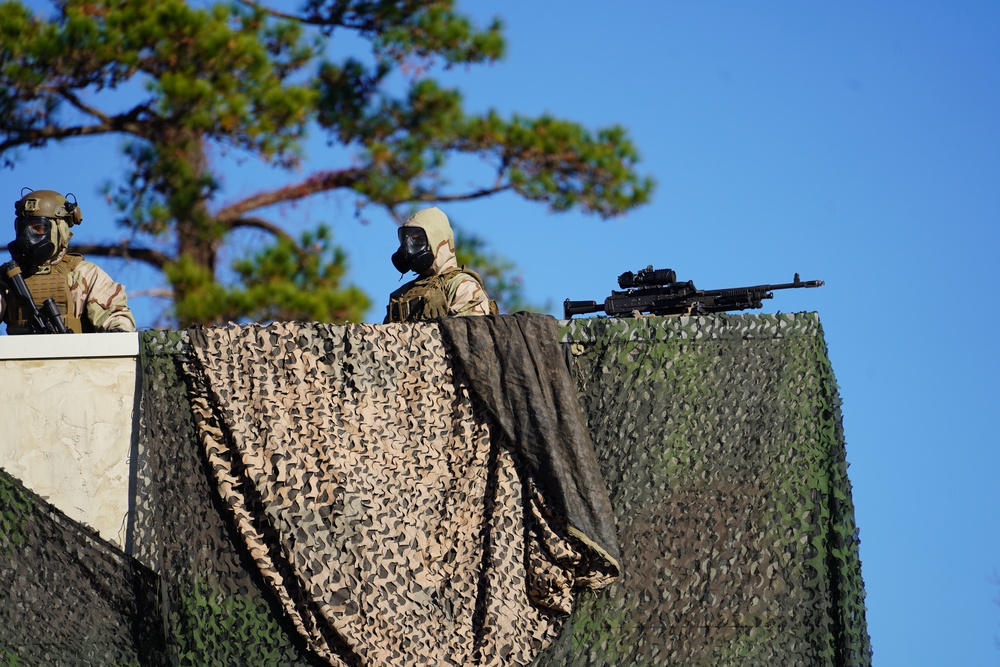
xmin=564 ymin=266 xmax=824 ymax=319
xmin=1 ymin=260 xmax=72 ymax=334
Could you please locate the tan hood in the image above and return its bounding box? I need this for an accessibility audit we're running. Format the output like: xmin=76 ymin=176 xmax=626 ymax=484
xmin=48 ymin=218 xmax=74 ymax=265
xmin=402 ymin=207 xmax=458 ymax=276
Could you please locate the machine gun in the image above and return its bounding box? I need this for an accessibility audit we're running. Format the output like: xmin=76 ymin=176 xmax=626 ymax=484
xmin=1 ymin=260 xmax=72 ymax=334
xmin=563 ymin=266 xmax=824 ymax=319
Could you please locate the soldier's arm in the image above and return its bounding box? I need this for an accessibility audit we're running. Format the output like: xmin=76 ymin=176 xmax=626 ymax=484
xmin=75 ymin=263 xmax=137 ymax=332
xmin=449 ymin=276 xmax=491 ymax=317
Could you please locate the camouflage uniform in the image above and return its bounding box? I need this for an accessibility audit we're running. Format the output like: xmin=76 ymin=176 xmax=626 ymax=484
xmin=1 ymin=190 xmax=136 ymax=334
xmin=385 ymin=207 xmax=497 ymax=323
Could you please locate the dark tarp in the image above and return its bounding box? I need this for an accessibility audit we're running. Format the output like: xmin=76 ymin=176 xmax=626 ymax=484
xmin=439 ymin=313 xmax=621 ymax=573
xmin=0 ymin=467 xmax=169 ymax=666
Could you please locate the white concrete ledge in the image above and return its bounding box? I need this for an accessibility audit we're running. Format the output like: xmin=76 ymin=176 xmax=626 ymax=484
xmin=0 ymin=332 xmax=139 ymax=359
xmin=0 ymin=333 xmax=140 ymax=549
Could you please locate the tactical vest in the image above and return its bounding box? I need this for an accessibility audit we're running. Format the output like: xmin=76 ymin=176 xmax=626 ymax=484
xmin=5 ymin=255 xmax=89 ymax=334
xmin=386 ymin=268 xmax=498 ymax=323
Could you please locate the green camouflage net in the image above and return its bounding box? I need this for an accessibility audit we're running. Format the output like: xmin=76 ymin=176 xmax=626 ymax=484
xmin=131 ymin=330 xmax=322 ymax=667
xmin=533 ymin=313 xmax=871 ymax=667
xmin=0 ymin=468 xmax=167 ymax=666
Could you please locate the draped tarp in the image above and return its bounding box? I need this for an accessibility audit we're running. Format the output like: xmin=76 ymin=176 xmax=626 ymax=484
xmin=532 ymin=313 xmax=872 ymax=667
xmin=438 ymin=313 xmax=620 ymax=574
xmin=179 ymin=317 xmax=618 ymax=666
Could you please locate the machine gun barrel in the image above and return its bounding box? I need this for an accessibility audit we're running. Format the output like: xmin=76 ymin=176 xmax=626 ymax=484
xmin=701 ymin=274 xmax=825 ymax=296
xmin=563 ymin=299 xmax=604 ymax=317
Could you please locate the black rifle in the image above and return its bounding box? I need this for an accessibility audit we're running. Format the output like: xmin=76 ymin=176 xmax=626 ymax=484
xmin=1 ymin=260 xmax=72 ymax=334
xmin=564 ymin=266 xmax=824 ymax=319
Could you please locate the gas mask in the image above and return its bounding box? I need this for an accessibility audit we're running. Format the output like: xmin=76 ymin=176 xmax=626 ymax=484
xmin=391 ymin=226 xmax=435 ymax=275
xmin=8 ymin=217 xmax=56 ymax=268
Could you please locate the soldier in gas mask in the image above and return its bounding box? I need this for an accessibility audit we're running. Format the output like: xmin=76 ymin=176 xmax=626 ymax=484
xmin=384 ymin=207 xmax=497 ymax=323
xmin=0 ymin=188 xmax=136 ymax=334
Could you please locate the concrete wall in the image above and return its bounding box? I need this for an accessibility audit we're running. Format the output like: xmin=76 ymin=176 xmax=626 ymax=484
xmin=0 ymin=333 xmax=138 ymax=549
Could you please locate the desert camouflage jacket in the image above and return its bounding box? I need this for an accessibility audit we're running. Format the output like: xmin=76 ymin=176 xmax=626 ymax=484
xmin=1 ymin=253 xmax=136 ymax=334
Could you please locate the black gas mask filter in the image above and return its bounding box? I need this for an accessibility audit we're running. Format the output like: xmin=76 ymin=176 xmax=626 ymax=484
xmin=391 ymin=226 xmax=435 ymax=275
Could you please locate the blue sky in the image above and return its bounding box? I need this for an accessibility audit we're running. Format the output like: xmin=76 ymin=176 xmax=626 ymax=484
xmin=5 ymin=2 xmax=1000 ymax=665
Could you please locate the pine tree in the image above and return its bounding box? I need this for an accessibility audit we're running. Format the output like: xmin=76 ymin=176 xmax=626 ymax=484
xmin=0 ymin=0 xmax=653 ymax=326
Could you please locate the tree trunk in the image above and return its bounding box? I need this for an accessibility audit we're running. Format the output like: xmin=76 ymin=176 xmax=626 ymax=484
xmin=161 ymin=129 xmax=222 ymax=326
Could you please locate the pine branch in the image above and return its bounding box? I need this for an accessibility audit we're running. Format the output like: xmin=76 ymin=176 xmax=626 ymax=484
xmin=215 ymin=167 xmax=367 ymax=221
xmin=227 ymin=217 xmax=298 ymax=245
xmin=1 ymin=122 xmax=115 ymax=153
xmin=412 ymin=184 xmax=512 ymax=203
xmin=71 ymin=243 xmax=171 ymax=270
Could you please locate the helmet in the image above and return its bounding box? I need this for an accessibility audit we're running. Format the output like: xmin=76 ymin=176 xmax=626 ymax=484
xmin=9 ymin=189 xmax=82 ymax=267
xmin=14 ymin=189 xmax=83 ymax=226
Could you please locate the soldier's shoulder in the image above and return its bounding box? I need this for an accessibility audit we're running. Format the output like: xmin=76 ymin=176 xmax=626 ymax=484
xmin=446 ymin=268 xmax=485 ymax=288
xmin=59 ymin=253 xmax=86 ymax=270
xmin=73 ymin=257 xmax=115 ymax=277
xmin=388 ymin=277 xmax=421 ymax=299
xmin=63 ymin=254 xmax=110 ymax=274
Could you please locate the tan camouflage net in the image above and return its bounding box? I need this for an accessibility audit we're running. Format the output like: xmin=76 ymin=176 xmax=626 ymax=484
xmin=181 ymin=320 xmax=615 ymax=666
xmin=132 ymin=330 xmax=321 ymax=666
xmin=532 ymin=313 xmax=871 ymax=666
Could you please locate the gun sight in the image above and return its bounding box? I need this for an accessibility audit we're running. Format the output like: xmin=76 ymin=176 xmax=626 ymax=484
xmin=618 ymin=267 xmax=677 ymax=289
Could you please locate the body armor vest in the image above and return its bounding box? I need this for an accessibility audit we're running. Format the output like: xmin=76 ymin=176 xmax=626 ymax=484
xmin=5 ymin=255 xmax=88 ymax=334
xmin=386 ymin=268 xmax=498 ymax=323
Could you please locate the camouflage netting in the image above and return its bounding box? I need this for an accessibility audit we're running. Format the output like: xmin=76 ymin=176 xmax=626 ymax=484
xmin=0 ymin=312 xmax=870 ymax=666
xmin=0 ymin=468 xmax=167 ymax=666
xmin=131 ymin=329 xmax=325 ymax=667
xmin=532 ymin=313 xmax=871 ymax=666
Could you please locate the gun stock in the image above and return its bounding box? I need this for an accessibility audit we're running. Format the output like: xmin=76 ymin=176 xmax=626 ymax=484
xmin=41 ymin=298 xmax=71 ymax=334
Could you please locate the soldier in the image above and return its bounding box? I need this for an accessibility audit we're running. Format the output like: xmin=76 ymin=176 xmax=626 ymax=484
xmin=0 ymin=188 xmax=136 ymax=334
xmin=385 ymin=207 xmax=498 ymax=323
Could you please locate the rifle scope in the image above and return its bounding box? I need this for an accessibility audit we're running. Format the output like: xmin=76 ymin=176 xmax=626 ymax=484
xmin=618 ymin=267 xmax=677 ymax=289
